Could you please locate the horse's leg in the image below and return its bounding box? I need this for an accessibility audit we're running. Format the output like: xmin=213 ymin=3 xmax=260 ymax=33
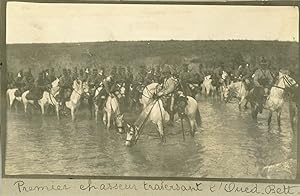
xmin=88 ymin=98 xmax=93 ymax=120
xmin=103 ymin=112 xmax=107 ymax=127
xmin=289 ymin=103 xmax=297 ymax=134
xmin=239 ymin=96 xmax=245 ymax=111
xmin=157 ymin=121 xmax=166 ymax=143
xmin=268 ymin=111 xmax=273 ymax=127
xmin=9 ymin=96 xmax=14 ymax=110
xmin=189 ymin=116 xmax=195 ymax=137
xmin=251 ymin=102 xmax=258 ymax=121
xmin=244 ymin=99 xmax=249 ymax=110
xmin=106 ymin=111 xmax=111 ymax=131
xmin=71 ymin=107 xmax=75 ymax=122
xmin=277 ymin=109 xmax=282 ymax=128
xmin=55 ymin=104 xmax=60 ymax=120
xmin=95 ymin=104 xmax=99 ymax=124
xmin=40 ymin=103 xmax=45 ymax=116
xmin=24 ymin=102 xmax=28 ymax=114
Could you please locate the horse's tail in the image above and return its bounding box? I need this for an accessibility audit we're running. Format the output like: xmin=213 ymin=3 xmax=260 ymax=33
xmin=196 ymin=103 xmax=202 ymax=126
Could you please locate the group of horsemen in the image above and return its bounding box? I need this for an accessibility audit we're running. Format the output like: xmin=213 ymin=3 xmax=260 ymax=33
xmin=7 ymin=57 xmax=291 ymax=119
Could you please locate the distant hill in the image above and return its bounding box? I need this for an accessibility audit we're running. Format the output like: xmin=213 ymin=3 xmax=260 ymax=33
xmin=7 ymin=40 xmax=298 ymax=76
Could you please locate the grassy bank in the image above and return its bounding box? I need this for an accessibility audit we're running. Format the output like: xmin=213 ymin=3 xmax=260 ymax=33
xmin=7 ymin=40 xmax=298 ymax=76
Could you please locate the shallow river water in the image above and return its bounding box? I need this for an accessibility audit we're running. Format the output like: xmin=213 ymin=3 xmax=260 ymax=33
xmin=5 ymin=96 xmax=297 ymax=178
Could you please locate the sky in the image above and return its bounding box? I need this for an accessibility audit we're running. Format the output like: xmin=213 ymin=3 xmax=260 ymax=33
xmin=6 ymin=2 xmax=299 ymax=43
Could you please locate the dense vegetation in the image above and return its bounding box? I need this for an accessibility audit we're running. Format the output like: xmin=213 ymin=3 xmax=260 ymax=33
xmin=7 ymin=40 xmax=299 ymax=76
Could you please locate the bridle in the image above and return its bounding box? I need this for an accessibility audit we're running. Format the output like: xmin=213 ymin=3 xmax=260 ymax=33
xmin=126 ymin=98 xmax=159 ymax=145
xmin=141 ymin=84 xmax=160 ymax=99
xmin=273 ymin=74 xmax=298 ymax=91
xmin=125 ymin=124 xmax=138 ymax=144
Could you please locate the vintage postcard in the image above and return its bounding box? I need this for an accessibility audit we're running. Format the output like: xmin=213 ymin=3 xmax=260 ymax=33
xmin=2 ymin=1 xmax=299 ymax=185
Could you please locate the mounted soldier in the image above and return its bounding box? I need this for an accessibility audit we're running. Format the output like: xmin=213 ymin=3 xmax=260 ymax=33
xmin=179 ymin=63 xmax=192 ymax=96
xmin=26 ymin=71 xmax=46 ymax=107
xmin=72 ymin=67 xmax=78 ymax=81
xmin=98 ymin=67 xmax=106 ymax=83
xmin=21 ymin=70 xmax=35 ymax=93
xmin=133 ymin=65 xmax=146 ymax=95
xmin=153 ymin=65 xmax=161 ymax=83
xmin=144 ymin=67 xmax=155 ymax=85
xmin=7 ymin=72 xmax=15 ymax=89
xmin=48 ymin=67 xmax=56 ymax=83
xmin=14 ymin=70 xmax=25 ymax=97
xmin=252 ymin=57 xmax=274 ymax=113
xmin=58 ymin=68 xmax=73 ymax=111
xmin=240 ymin=63 xmax=253 ymax=91
xmin=157 ymin=66 xmax=178 ymax=124
xmin=87 ymin=68 xmax=100 ymax=98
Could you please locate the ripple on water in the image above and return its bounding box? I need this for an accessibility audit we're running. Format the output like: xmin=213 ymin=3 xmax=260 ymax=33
xmin=5 ymin=99 xmax=297 ymax=179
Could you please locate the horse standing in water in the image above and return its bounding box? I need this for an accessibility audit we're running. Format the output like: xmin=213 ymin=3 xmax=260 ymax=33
xmin=102 ymin=94 xmax=124 ymax=133
xmin=65 ymin=80 xmax=89 ymax=122
xmin=223 ymin=81 xmax=249 ymax=110
xmin=37 ymin=78 xmax=60 ymax=119
xmin=249 ymin=71 xmax=298 ymax=128
xmin=7 ymin=88 xmax=22 ymax=111
xmin=174 ymin=93 xmax=202 ymax=137
xmin=125 ymin=82 xmax=169 ymax=146
xmin=91 ymin=83 xmax=124 ymax=133
xmin=21 ymin=78 xmax=60 ymax=116
xmin=202 ymin=75 xmax=214 ymax=96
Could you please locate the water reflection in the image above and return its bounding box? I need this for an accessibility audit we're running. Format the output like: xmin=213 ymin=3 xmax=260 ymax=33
xmin=5 ymin=97 xmax=297 ymax=178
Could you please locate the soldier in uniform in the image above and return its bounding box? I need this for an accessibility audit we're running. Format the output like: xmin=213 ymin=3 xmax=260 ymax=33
xmin=72 ymin=67 xmax=78 ymax=81
xmin=78 ymin=68 xmax=85 ymax=82
xmin=179 ymin=63 xmax=192 ymax=96
xmin=7 ymin=72 xmax=15 ymax=89
xmin=48 ymin=68 xmax=56 ymax=83
xmin=87 ymin=68 xmax=101 ymax=99
xmin=21 ymin=70 xmax=35 ymax=93
xmin=98 ymin=67 xmax=106 ymax=82
xmin=157 ymin=66 xmax=178 ymax=124
xmin=14 ymin=70 xmax=24 ymax=88
xmin=58 ymin=68 xmax=73 ymax=111
xmin=118 ymin=66 xmax=127 ymax=85
xmin=153 ymin=65 xmax=161 ymax=83
xmin=29 ymin=72 xmax=46 ymax=106
xmin=144 ymin=67 xmax=155 ymax=85
xmin=252 ymin=57 xmax=274 ymax=113
xmin=82 ymin=68 xmax=89 ymax=82
xmin=240 ymin=63 xmax=253 ymax=90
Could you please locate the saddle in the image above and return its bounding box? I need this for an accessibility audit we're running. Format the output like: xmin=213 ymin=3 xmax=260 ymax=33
xmin=14 ymin=89 xmax=22 ymax=97
xmin=56 ymin=88 xmax=72 ymax=103
xmin=26 ymin=87 xmax=44 ymax=101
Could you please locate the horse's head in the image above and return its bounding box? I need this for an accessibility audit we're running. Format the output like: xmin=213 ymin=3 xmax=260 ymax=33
xmin=115 ymin=114 xmax=125 ymax=133
xmin=52 ymin=78 xmax=60 ymax=88
xmin=280 ymin=72 xmax=298 ymax=89
xmin=125 ymin=123 xmax=138 ymax=147
xmin=73 ymin=79 xmax=82 ymax=91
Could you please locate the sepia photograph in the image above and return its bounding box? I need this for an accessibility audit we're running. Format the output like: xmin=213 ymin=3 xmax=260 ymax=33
xmin=3 ymin=2 xmax=299 ymax=179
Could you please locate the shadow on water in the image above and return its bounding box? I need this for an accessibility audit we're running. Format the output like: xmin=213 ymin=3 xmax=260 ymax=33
xmin=5 ymin=97 xmax=297 ymax=179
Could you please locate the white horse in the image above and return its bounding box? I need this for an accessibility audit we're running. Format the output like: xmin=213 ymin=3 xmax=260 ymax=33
xmin=250 ymin=71 xmax=298 ymax=127
xmin=21 ymin=78 xmax=60 ymax=116
xmin=65 ymin=80 xmax=89 ymax=122
xmin=39 ymin=78 xmax=60 ymax=119
xmin=102 ymin=94 xmax=124 ymax=132
xmin=125 ymin=83 xmax=169 ymax=146
xmin=223 ymin=81 xmax=249 ymax=110
xmin=202 ymin=75 xmax=216 ymax=97
xmin=7 ymin=88 xmax=22 ymax=110
xmin=174 ymin=94 xmax=201 ymax=137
